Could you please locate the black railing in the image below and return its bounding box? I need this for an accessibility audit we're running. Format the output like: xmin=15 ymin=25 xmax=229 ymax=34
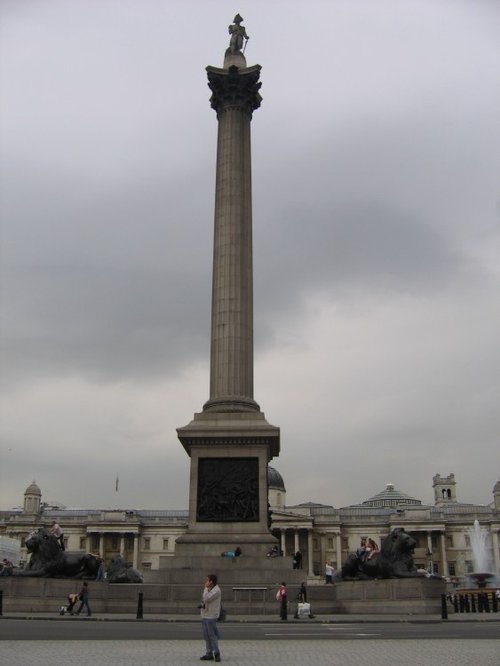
xmin=443 ymin=591 xmax=499 ymax=618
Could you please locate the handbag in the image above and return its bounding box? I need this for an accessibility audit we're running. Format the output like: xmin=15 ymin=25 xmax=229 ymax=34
xmin=297 ymin=602 xmax=310 ymax=616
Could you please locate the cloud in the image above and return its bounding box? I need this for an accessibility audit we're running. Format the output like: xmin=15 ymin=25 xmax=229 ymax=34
xmin=1 ymin=1 xmax=499 ymax=511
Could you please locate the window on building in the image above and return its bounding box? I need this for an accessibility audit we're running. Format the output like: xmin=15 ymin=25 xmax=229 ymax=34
xmin=141 ymin=562 xmax=152 ymax=569
xmin=163 ymin=539 xmax=169 ymax=551
xmin=277 ymin=492 xmax=281 ymax=506
xmin=79 ymin=537 xmax=86 ymax=550
xmin=63 ymin=538 xmax=68 ymax=550
xmin=313 ymin=538 xmax=318 ymax=551
xmin=465 ymin=560 xmax=474 ymax=573
xmin=448 ymin=563 xmax=456 ymax=576
xmin=465 ymin=535 xmax=471 ymax=547
xmin=432 ymin=563 xmax=439 ymax=575
xmin=446 ymin=535 xmax=453 ymax=548
xmin=327 ymin=537 xmax=334 ymax=549
xmin=111 ymin=536 xmax=119 ymax=550
xmin=143 ymin=537 xmax=151 ymax=551
xmin=20 ymin=536 xmax=26 ymax=547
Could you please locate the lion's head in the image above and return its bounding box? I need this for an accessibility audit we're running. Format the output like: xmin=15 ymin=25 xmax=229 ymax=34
xmin=380 ymin=528 xmax=416 ymax=562
xmin=26 ymin=528 xmax=63 ymax=568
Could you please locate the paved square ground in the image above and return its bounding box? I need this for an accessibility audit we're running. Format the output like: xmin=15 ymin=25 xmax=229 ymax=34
xmin=1 ymin=640 xmax=499 ymax=666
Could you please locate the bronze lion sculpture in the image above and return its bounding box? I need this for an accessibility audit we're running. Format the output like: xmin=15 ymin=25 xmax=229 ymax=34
xmin=106 ymin=554 xmax=143 ymax=583
xmin=14 ymin=528 xmax=99 ymax=579
xmin=341 ymin=528 xmax=419 ymax=580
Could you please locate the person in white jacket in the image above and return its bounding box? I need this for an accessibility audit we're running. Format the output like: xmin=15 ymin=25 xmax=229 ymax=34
xmin=199 ymin=574 xmax=222 ymax=662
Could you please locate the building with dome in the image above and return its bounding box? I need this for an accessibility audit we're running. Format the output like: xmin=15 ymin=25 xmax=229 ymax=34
xmin=1 ymin=472 xmax=499 ymax=582
xmin=22 ymin=481 xmax=42 ymax=514
xmin=269 ymin=473 xmax=500 ymax=579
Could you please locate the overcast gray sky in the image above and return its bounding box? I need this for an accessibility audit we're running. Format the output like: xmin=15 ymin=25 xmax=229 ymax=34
xmin=1 ymin=0 xmax=499 ymax=512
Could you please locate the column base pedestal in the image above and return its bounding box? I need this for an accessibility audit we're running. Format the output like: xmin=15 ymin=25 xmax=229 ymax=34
xmin=177 ymin=408 xmax=280 ymax=558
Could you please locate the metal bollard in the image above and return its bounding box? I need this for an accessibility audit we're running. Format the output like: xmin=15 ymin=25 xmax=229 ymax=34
xmin=458 ymin=594 xmax=464 ymax=613
xmin=471 ymin=594 xmax=477 ymax=613
xmin=492 ymin=591 xmax=498 ymax=613
xmin=136 ymin=591 xmax=143 ymax=619
xmin=441 ymin=594 xmax=448 ymax=620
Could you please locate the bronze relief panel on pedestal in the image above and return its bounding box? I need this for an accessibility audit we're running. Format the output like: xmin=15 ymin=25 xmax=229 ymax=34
xmin=197 ymin=457 xmax=259 ymax=522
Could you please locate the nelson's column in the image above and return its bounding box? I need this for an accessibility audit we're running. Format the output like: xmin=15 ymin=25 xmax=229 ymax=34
xmin=177 ymin=16 xmax=280 ymax=557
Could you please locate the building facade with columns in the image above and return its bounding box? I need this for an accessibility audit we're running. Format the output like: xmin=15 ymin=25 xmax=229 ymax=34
xmin=1 ymin=472 xmax=499 ymax=583
xmin=270 ymin=472 xmax=500 ymax=581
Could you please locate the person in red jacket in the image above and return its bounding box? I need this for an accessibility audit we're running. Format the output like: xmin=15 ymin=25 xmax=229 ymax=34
xmin=277 ymin=581 xmax=287 ymax=621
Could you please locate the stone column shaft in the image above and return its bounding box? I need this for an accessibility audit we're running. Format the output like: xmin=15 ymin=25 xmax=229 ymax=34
xmin=203 ymin=64 xmax=262 ymax=413
xmin=307 ymin=530 xmax=314 ymax=577
xmin=209 ymin=108 xmax=253 ymax=402
xmin=335 ymin=532 xmax=342 ymax=569
xmin=427 ymin=531 xmax=433 ymax=571
xmin=491 ymin=528 xmax=499 ymax=574
xmin=133 ymin=534 xmax=139 ymax=569
xmin=440 ymin=532 xmax=449 ymax=577
xmin=280 ymin=529 xmax=286 ymax=556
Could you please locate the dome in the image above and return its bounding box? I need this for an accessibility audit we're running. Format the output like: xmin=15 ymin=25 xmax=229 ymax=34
xmin=24 ymin=481 xmax=41 ymax=496
xmin=359 ymin=483 xmax=421 ymax=508
xmin=493 ymin=479 xmax=500 ymax=494
xmin=268 ymin=466 xmax=285 ymax=491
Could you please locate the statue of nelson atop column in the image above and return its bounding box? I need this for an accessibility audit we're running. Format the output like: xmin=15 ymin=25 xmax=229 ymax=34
xmin=227 ymin=14 xmax=249 ymax=55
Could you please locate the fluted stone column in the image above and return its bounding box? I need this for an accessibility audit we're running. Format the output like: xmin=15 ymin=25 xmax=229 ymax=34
xmin=440 ymin=532 xmax=449 ymax=577
xmin=280 ymin=529 xmax=287 ymax=557
xmin=203 ymin=64 xmax=262 ymax=413
xmin=427 ymin=531 xmax=434 ymax=571
xmin=307 ymin=530 xmax=314 ymax=577
xmin=175 ymin=43 xmax=280 ymax=557
xmin=335 ymin=532 xmax=342 ymax=569
xmin=133 ymin=534 xmax=139 ymax=569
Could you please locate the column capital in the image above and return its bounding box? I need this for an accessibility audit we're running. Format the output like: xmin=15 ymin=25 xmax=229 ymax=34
xmin=206 ymin=65 xmax=262 ymax=118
